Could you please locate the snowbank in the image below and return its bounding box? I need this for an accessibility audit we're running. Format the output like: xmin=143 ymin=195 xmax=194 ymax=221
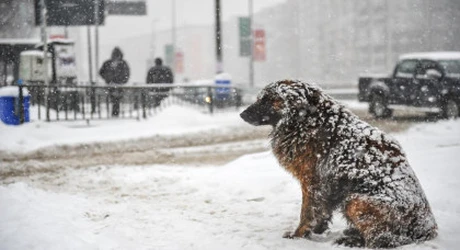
xmin=0 ymin=105 xmax=247 ymax=153
xmin=0 ymin=86 xmax=30 ymax=97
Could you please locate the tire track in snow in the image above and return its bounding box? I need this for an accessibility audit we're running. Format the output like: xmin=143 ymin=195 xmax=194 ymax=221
xmin=0 ymin=126 xmax=272 ymax=181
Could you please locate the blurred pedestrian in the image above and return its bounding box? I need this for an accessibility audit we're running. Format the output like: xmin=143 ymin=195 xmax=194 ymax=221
xmin=146 ymin=58 xmax=174 ymax=107
xmin=99 ymin=47 xmax=130 ymax=117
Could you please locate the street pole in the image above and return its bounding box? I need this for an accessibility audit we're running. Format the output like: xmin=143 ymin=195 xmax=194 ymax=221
xmin=94 ymin=0 xmax=100 ymax=84
xmin=40 ymin=0 xmax=50 ymax=122
xmin=215 ymin=0 xmax=222 ymax=73
xmin=87 ymin=27 xmax=94 ymax=83
xmin=248 ymin=0 xmax=254 ymax=87
xmin=91 ymin=0 xmax=99 ymax=113
xmin=87 ymin=26 xmax=95 ymax=113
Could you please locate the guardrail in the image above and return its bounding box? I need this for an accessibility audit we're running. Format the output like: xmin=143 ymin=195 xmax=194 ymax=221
xmin=19 ymin=82 xmax=242 ymax=123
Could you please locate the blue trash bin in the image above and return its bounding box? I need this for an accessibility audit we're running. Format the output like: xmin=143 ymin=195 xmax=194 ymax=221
xmin=0 ymin=86 xmax=30 ymax=125
xmin=215 ymin=72 xmax=232 ymax=101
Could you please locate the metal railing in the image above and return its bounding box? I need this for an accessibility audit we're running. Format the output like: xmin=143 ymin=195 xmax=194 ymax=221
xmin=20 ymin=82 xmax=242 ymax=123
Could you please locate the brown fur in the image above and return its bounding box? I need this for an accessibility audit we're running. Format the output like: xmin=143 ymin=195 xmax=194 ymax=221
xmin=274 ymin=147 xmax=318 ymax=237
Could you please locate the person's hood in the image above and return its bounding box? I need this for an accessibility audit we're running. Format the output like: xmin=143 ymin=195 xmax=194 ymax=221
xmin=111 ymin=47 xmax=123 ymax=60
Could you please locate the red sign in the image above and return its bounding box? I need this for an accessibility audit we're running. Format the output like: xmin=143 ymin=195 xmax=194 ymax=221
xmin=253 ymin=29 xmax=266 ymax=61
xmin=50 ymin=34 xmax=66 ymax=40
xmin=175 ymin=51 xmax=184 ymax=74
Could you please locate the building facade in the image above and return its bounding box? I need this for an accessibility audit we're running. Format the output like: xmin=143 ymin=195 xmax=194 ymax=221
xmin=249 ymin=0 xmax=460 ymax=86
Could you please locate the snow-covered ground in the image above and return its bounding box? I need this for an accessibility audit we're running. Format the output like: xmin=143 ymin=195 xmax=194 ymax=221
xmin=1 ymin=103 xmax=460 ymax=249
xmin=0 ymin=105 xmax=246 ymax=153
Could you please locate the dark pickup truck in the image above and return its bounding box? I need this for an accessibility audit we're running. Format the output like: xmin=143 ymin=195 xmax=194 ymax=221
xmin=358 ymin=52 xmax=460 ymax=119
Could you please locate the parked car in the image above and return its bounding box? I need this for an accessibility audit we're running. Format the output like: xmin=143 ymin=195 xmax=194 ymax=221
xmin=358 ymin=52 xmax=460 ymax=119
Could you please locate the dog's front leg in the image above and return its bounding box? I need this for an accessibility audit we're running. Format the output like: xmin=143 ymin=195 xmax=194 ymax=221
xmin=284 ymin=185 xmax=313 ymax=238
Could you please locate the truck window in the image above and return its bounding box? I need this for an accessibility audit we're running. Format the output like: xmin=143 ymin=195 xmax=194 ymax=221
xmin=416 ymin=60 xmax=442 ymax=79
xmin=395 ymin=60 xmax=417 ymax=78
xmin=439 ymin=60 xmax=460 ymax=77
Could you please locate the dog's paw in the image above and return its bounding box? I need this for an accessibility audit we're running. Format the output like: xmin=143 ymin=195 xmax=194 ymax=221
xmin=334 ymin=235 xmax=365 ymax=248
xmin=343 ymin=227 xmax=361 ymax=237
xmin=312 ymin=221 xmax=330 ymax=235
xmin=282 ymin=229 xmax=311 ymax=239
xmin=283 ymin=231 xmax=294 ymax=239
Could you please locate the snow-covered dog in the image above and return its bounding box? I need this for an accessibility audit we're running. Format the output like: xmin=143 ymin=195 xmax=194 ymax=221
xmin=240 ymin=80 xmax=437 ymax=248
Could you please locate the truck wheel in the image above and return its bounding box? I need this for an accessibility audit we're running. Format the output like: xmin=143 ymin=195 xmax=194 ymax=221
xmin=370 ymin=94 xmax=392 ymax=119
xmin=442 ymin=98 xmax=459 ymax=119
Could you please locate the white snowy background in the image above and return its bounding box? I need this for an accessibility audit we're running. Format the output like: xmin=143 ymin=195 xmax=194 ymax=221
xmin=1 ymin=102 xmax=460 ymax=250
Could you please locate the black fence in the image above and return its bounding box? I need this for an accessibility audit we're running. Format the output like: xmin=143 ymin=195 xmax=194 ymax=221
xmin=20 ymin=82 xmax=242 ymax=122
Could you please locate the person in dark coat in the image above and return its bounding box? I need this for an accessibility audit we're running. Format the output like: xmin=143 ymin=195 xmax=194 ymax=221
xmin=146 ymin=58 xmax=174 ymax=108
xmin=99 ymin=47 xmax=130 ymax=117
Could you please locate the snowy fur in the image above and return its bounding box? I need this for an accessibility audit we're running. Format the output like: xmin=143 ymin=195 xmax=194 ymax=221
xmin=240 ymin=80 xmax=438 ymax=248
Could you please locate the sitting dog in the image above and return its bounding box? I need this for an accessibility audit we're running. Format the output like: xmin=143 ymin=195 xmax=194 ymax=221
xmin=240 ymin=80 xmax=437 ymax=248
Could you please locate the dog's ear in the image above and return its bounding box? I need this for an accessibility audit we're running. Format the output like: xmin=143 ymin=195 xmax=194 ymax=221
xmin=307 ymin=88 xmax=322 ymax=107
xmin=275 ymin=81 xmax=327 ymax=112
xmin=277 ymin=84 xmax=306 ymax=104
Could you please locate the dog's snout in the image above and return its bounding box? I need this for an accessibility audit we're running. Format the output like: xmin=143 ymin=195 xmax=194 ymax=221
xmin=240 ymin=109 xmax=252 ymax=122
xmin=240 ymin=108 xmax=260 ymax=126
xmin=240 ymin=103 xmax=281 ymax=126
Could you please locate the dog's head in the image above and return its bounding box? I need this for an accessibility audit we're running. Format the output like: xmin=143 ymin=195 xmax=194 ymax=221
xmin=240 ymin=80 xmax=325 ymax=127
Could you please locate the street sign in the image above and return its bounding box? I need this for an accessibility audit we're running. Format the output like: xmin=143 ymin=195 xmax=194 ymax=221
xmin=254 ymin=29 xmax=266 ymax=61
xmin=175 ymin=51 xmax=184 ymax=74
xmin=107 ymin=0 xmax=147 ymax=15
xmin=164 ymin=44 xmax=174 ymax=66
xmin=239 ymin=17 xmax=251 ymax=37
xmin=239 ymin=17 xmax=251 ymax=57
xmin=34 ymin=0 xmax=105 ymax=26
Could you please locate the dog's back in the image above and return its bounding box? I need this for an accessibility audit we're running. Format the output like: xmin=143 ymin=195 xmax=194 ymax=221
xmin=324 ymin=109 xmax=438 ymax=247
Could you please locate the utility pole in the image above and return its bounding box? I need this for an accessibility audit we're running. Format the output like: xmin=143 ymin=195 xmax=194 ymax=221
xmin=87 ymin=27 xmax=94 ymax=83
xmin=215 ymin=0 xmax=222 ymax=73
xmin=94 ymin=0 xmax=100 ymax=84
xmin=40 ymin=0 xmax=50 ymax=122
xmin=248 ymin=0 xmax=254 ymax=87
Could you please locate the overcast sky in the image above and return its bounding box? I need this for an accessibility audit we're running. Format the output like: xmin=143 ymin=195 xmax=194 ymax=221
xmin=99 ymin=0 xmax=287 ymax=43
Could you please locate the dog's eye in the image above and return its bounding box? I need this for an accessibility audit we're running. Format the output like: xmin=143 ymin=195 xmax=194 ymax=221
xmin=256 ymin=90 xmax=268 ymax=100
xmin=256 ymin=95 xmax=265 ymax=102
xmin=258 ymin=96 xmax=270 ymax=103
